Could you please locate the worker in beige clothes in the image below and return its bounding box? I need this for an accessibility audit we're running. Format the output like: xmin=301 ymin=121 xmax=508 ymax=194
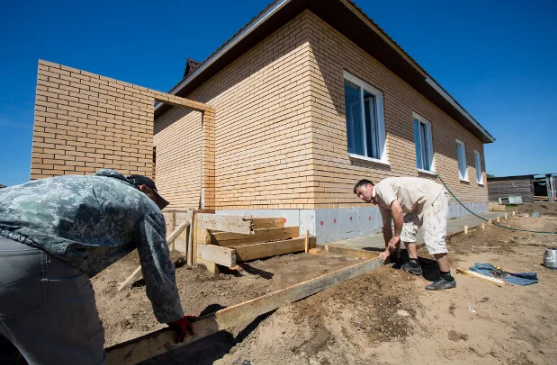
xmin=354 ymin=177 xmax=456 ymax=290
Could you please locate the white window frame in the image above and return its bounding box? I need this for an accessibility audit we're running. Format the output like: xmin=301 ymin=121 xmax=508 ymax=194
xmin=456 ymin=139 xmax=468 ymax=181
xmin=343 ymin=70 xmax=388 ymax=165
xmin=412 ymin=113 xmax=435 ymax=174
xmin=474 ymin=150 xmax=483 ymax=185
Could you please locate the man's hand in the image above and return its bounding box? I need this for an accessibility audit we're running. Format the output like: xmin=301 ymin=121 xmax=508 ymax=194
xmin=387 ymin=235 xmax=400 ymax=252
xmin=378 ymin=250 xmax=390 ymax=262
xmin=168 ymin=315 xmax=197 ymax=343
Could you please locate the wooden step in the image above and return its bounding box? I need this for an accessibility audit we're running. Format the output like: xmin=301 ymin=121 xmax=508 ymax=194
xmin=252 ymin=217 xmax=285 ymax=229
xmin=202 ymin=226 xmax=299 ymax=246
xmin=233 ymin=237 xmax=306 ymax=261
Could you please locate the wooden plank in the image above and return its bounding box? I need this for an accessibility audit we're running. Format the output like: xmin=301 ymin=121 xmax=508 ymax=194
xmin=208 ymin=227 xmax=299 ymax=246
xmin=118 ymin=220 xmax=190 ymax=292
xmin=325 ymin=244 xmax=380 ymax=260
xmin=197 ymin=258 xmax=219 ymax=275
xmin=304 ymin=230 xmax=309 ymax=253
xmin=234 ymin=237 xmax=305 ymax=261
xmin=252 ymin=217 xmax=285 ymax=229
xmin=456 ymin=268 xmax=505 ymax=287
xmin=105 ymin=258 xmax=384 ymax=365
xmin=196 ymin=244 xmax=237 ymax=267
xmin=197 ymin=213 xmax=254 ymax=234
xmin=192 ymin=214 xmax=198 ymax=267
xmin=186 ymin=210 xmax=194 ymax=266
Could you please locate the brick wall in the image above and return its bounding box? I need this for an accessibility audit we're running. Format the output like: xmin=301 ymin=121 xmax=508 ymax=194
xmin=154 ymin=13 xmax=314 ymax=210
xmin=32 ymin=60 xmax=154 ymax=179
xmin=154 ymin=10 xmax=489 ymax=210
xmin=31 ymin=60 xmax=213 ymax=208
xmin=304 ymin=11 xmax=488 ymax=208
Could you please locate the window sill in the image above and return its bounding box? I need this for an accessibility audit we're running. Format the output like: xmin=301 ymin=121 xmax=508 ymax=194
xmin=417 ymin=169 xmax=437 ymax=176
xmin=460 ymin=179 xmax=470 ymax=183
xmin=477 ymin=182 xmax=485 ymax=186
xmin=348 ymin=153 xmax=391 ymax=166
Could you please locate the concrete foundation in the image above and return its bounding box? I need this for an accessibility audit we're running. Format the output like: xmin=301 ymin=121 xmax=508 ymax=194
xmin=217 ymin=202 xmax=489 ymax=244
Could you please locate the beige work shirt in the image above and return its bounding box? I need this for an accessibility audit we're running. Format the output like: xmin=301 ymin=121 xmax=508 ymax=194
xmin=373 ymin=177 xmax=444 ymax=224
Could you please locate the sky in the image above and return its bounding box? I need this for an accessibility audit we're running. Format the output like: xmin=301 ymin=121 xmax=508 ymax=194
xmin=1 ymin=0 xmax=556 ymax=186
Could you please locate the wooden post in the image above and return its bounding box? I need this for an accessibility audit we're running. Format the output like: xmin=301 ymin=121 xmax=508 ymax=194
xmin=192 ymin=213 xmax=198 ymax=267
xmin=497 ymin=217 xmax=501 ymax=223
xmin=304 ymin=230 xmax=309 ymax=253
xmin=464 ymin=226 xmax=469 ymax=234
xmin=481 ymin=223 xmax=486 ymax=230
xmin=504 ymin=213 xmax=508 ymax=219
xmin=186 ymin=209 xmax=194 ymax=266
xmin=512 ymin=210 xmax=516 ymax=216
xmin=488 ymin=220 xmax=492 ymax=225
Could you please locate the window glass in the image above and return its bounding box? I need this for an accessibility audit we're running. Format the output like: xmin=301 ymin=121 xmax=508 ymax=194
xmin=344 ymin=80 xmax=364 ymax=155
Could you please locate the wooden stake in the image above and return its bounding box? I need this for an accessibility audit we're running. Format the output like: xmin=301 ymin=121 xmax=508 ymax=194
xmin=464 ymin=226 xmax=469 ymax=234
xmin=505 ymin=213 xmax=508 ymax=219
xmin=456 ymin=267 xmax=505 ymax=287
xmin=497 ymin=217 xmax=501 ymax=223
xmin=481 ymin=223 xmax=486 ymax=230
xmin=186 ymin=209 xmax=194 ymax=266
xmin=105 ymin=258 xmax=384 ymax=365
xmin=304 ymin=230 xmax=309 ymax=253
xmin=512 ymin=210 xmax=516 ymax=216
xmin=118 ymin=220 xmax=190 ymax=292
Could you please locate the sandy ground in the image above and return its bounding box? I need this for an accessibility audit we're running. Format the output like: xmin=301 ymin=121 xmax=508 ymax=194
xmin=93 ymin=202 xmax=557 ymax=365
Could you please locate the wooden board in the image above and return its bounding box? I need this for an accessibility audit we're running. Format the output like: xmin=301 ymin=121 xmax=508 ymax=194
xmin=196 ymin=244 xmax=237 ymax=267
xmin=207 ymin=227 xmax=299 ymax=246
xmin=105 ymin=257 xmax=384 ymax=365
xmin=234 ymin=237 xmax=305 ymax=261
xmin=197 ymin=214 xmax=254 ymax=235
xmin=456 ymin=267 xmax=505 ymax=287
xmin=325 ymin=244 xmax=380 ymax=260
xmin=118 ymin=220 xmax=190 ymax=291
xmin=252 ymin=217 xmax=285 ymax=229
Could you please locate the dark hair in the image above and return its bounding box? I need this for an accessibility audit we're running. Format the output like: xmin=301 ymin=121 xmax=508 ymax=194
xmin=353 ymin=179 xmax=374 ymax=194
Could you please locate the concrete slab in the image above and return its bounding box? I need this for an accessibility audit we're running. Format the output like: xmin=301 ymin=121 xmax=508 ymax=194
xmin=324 ymin=212 xmax=507 ymax=251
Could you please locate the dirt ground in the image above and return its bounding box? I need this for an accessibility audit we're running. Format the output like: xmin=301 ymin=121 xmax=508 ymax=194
xmin=93 ymin=203 xmax=557 ymax=365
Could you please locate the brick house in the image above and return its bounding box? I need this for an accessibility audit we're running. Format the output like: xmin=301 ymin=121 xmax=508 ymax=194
xmin=152 ymin=0 xmax=494 ymax=243
xmin=30 ymin=0 xmax=495 ymax=244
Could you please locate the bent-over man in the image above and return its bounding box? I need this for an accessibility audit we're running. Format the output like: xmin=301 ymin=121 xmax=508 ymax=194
xmin=0 ymin=169 xmax=195 ymax=365
xmin=354 ymin=177 xmax=456 ymax=290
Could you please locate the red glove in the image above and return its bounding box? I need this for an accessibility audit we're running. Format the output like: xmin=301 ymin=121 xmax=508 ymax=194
xmin=168 ymin=316 xmax=197 ymax=343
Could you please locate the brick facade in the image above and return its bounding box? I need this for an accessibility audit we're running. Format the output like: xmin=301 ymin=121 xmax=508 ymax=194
xmin=31 ymin=60 xmax=213 ymax=208
xmin=155 ymin=10 xmax=488 ymax=210
xmin=304 ymin=11 xmax=488 ymax=208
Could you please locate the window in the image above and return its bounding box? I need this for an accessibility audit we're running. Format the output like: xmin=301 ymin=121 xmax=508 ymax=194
xmin=456 ymin=139 xmax=467 ymax=181
xmin=474 ymin=150 xmax=483 ymax=184
xmin=343 ymin=71 xmax=386 ymax=163
xmin=413 ymin=113 xmax=434 ymax=172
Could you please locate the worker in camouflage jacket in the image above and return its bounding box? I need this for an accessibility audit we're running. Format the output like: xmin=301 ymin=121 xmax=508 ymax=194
xmin=0 ymin=169 xmax=195 ymax=365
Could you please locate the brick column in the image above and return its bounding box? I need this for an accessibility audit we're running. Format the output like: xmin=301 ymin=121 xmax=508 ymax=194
xmin=201 ymin=109 xmax=215 ymax=209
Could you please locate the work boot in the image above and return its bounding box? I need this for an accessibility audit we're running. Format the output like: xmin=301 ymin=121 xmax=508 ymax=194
xmin=400 ymin=260 xmax=422 ymax=275
xmin=425 ymin=277 xmax=457 ymax=290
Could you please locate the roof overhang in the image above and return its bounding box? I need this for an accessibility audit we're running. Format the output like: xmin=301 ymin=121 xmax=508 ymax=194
xmin=155 ymin=0 xmax=495 ymax=143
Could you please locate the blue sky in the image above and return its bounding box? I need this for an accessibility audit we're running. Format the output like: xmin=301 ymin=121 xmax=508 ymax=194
xmin=1 ymin=0 xmax=555 ymax=186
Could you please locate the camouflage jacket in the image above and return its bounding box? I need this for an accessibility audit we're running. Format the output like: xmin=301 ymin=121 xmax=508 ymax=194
xmin=0 ymin=169 xmax=184 ymax=323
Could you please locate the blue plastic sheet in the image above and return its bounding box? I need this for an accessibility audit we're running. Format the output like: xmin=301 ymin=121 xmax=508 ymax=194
xmin=469 ymin=263 xmax=538 ymax=286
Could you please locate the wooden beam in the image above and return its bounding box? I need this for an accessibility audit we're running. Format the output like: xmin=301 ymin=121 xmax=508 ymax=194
xmin=234 ymin=237 xmax=305 ymax=261
xmin=196 ymin=244 xmax=236 ymax=267
xmin=252 ymin=217 xmax=285 ymax=229
xmin=117 ymin=221 xmax=190 ymax=292
xmin=197 ymin=258 xmax=219 ymax=275
xmin=304 ymin=230 xmax=309 ymax=253
xmin=186 ymin=210 xmax=194 ymax=266
xmin=208 ymin=227 xmax=299 ymax=246
xmin=196 ymin=213 xmax=254 ymax=234
xmin=325 ymin=244 xmax=380 ymax=260
xmin=456 ymin=268 xmax=505 ymax=287
xmin=105 ymin=258 xmax=384 ymax=365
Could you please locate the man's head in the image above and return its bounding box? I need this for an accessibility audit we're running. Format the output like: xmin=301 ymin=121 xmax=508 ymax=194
xmin=353 ymin=179 xmax=375 ymax=203
xmin=127 ymin=175 xmax=170 ymax=210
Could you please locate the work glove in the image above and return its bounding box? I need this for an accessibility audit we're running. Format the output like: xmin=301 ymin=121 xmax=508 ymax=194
xmin=168 ymin=315 xmax=197 ymax=343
